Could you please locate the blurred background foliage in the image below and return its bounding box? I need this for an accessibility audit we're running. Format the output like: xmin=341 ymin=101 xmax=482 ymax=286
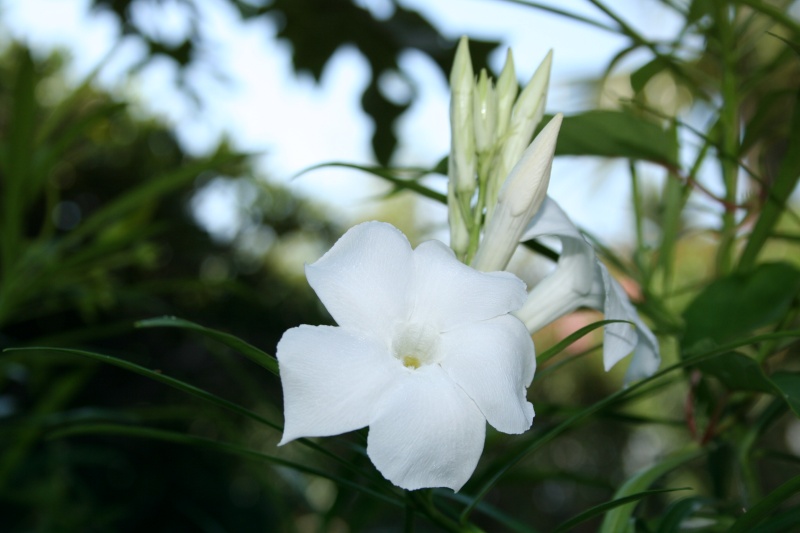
xmin=1 ymin=0 xmax=800 ymax=532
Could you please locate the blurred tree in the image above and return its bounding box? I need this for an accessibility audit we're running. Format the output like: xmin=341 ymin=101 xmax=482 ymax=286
xmin=0 ymin=43 xmax=339 ymax=531
xmin=89 ymin=0 xmax=502 ymax=165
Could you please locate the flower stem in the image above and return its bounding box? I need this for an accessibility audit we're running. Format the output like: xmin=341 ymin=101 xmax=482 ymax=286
xmin=714 ymin=0 xmax=741 ymax=275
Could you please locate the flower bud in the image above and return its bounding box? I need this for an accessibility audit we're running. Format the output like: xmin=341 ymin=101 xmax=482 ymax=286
xmin=473 ymin=69 xmax=497 ymax=154
xmin=449 ymin=36 xmax=476 ymax=198
xmin=471 ymin=114 xmax=562 ymax=272
xmin=495 ymin=49 xmax=517 ymax=142
xmin=486 ymin=50 xmax=552 ymax=220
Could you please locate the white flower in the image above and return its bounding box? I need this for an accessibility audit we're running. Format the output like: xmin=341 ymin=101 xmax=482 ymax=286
xmin=513 ymin=197 xmax=660 ymax=382
xmin=277 ymin=221 xmax=535 ymax=491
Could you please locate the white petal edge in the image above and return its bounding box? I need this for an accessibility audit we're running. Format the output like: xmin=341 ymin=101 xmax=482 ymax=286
xmin=305 ymin=221 xmax=414 ymax=339
xmin=517 ymin=197 xmax=660 ymax=380
xmin=514 ymin=197 xmax=596 ymax=333
xmin=367 ymin=365 xmax=486 ymax=491
xmin=597 ymin=264 xmax=660 ymax=382
xmin=440 ymin=315 xmax=535 ymax=434
xmin=410 ymin=239 xmax=528 ymax=331
xmin=277 ymin=325 xmax=399 ymax=445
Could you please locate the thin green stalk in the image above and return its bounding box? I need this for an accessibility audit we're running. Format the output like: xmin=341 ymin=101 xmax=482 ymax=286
xmin=629 ymin=161 xmax=648 ymax=288
xmin=714 ymin=0 xmax=741 ymax=275
xmin=465 ymin=158 xmax=492 ymax=264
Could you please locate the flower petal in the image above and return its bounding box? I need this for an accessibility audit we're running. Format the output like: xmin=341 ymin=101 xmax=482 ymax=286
xmin=441 ymin=315 xmax=535 ymax=434
xmin=597 ymin=264 xmax=660 ymax=382
xmin=514 ymin=197 xmax=596 ymax=333
xmin=410 ymin=239 xmax=528 ymax=331
xmin=367 ymin=365 xmax=486 ymax=491
xmin=516 ymin=197 xmax=660 ymax=380
xmin=305 ymin=221 xmax=414 ymax=338
xmin=277 ymin=325 xmax=399 ymax=445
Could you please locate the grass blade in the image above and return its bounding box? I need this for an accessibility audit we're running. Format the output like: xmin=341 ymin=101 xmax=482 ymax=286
xmin=135 ymin=316 xmax=278 ymax=376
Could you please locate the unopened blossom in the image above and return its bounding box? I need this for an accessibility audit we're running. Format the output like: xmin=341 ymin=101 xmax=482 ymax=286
xmin=472 ymin=114 xmax=562 ymax=273
xmin=513 ymin=197 xmax=660 ymax=382
xmin=277 ymin=222 xmax=535 ymax=491
xmin=487 ymin=50 xmax=552 ymax=219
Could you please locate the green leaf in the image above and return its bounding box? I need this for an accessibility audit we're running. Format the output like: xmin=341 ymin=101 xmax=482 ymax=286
xmin=630 ymin=57 xmax=667 ymax=94
xmin=655 ymin=496 xmax=710 ymax=533
xmin=49 ymin=423 xmax=401 ymax=507
xmin=752 ymin=504 xmax=800 ymax=533
xmin=552 ymin=110 xmax=680 ymax=167
xmin=681 ymin=262 xmax=800 ymax=350
xmin=694 ymin=351 xmax=775 ymax=393
xmin=135 ymin=316 xmax=278 ymax=376
xmin=555 ymin=487 xmax=691 ymax=533
xmin=599 ymin=447 xmax=703 ymax=533
xmin=770 ymin=372 xmax=800 ymax=417
xmin=3 ymin=346 xmax=281 ymax=430
xmin=729 ymin=475 xmax=800 ymax=532
xmin=536 ymin=319 xmax=630 ymax=365
xmin=295 ymin=162 xmax=446 ymax=204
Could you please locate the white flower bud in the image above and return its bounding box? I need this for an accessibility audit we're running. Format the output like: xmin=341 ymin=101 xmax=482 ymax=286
xmin=486 ymin=50 xmax=552 ymax=220
xmin=495 ymin=49 xmax=517 ymax=142
xmin=449 ymin=36 xmax=476 ymax=198
xmin=473 ymin=69 xmax=497 ymax=154
xmin=471 ymin=114 xmax=562 ymax=273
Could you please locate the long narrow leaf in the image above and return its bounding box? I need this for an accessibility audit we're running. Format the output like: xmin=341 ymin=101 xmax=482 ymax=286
xmin=599 ymin=449 xmax=702 ymax=532
xmin=296 ymin=162 xmax=446 ymax=204
xmin=135 ymin=316 xmax=278 ymax=376
xmin=729 ymin=475 xmax=800 ymax=532
xmin=537 ymin=320 xmax=629 ymax=365
xmin=4 ymin=346 xmax=280 ymax=430
xmin=557 ymin=487 xmax=691 ymax=533
xmin=48 ymin=423 xmax=402 ymax=507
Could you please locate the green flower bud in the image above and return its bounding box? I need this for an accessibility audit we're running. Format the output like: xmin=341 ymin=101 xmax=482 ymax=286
xmin=486 ymin=50 xmax=552 ymax=218
xmin=449 ymin=36 xmax=476 ymax=198
xmin=473 ymin=69 xmax=497 ymax=154
xmin=495 ymin=49 xmax=518 ymax=142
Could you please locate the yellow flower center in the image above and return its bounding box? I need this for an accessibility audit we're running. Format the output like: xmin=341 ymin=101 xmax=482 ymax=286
xmin=392 ymin=323 xmax=440 ymax=370
xmin=402 ymin=356 xmax=422 ymax=369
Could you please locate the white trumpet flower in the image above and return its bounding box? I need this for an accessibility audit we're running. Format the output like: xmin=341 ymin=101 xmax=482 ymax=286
xmin=514 ymin=198 xmax=660 ymax=382
xmin=277 ymin=222 xmax=535 ymax=491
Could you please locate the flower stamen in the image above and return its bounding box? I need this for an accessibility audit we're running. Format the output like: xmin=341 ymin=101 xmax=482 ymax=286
xmin=402 ymin=356 xmax=422 ymax=369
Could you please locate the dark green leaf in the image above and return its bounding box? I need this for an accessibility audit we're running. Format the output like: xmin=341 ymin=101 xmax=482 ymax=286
xmin=556 ymin=487 xmax=691 ymax=533
xmin=681 ymin=262 xmax=800 ymax=350
xmin=770 ymin=372 xmax=800 ymax=417
xmin=630 ymin=57 xmax=667 ymax=94
xmin=3 ymin=346 xmax=280 ymax=430
xmin=599 ymin=447 xmax=702 ymax=533
xmin=49 ymin=423 xmax=401 ymax=507
xmin=550 ymin=110 xmax=680 ymax=167
xmin=136 ymin=316 xmax=278 ymax=376
xmin=655 ymin=496 xmax=710 ymax=533
xmin=729 ymin=475 xmax=800 ymax=532
xmin=694 ymin=351 xmax=775 ymax=393
xmin=752 ymin=504 xmax=800 ymax=533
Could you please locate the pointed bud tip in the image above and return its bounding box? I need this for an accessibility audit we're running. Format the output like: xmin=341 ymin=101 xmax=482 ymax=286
xmin=451 ymin=36 xmax=475 ymax=87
